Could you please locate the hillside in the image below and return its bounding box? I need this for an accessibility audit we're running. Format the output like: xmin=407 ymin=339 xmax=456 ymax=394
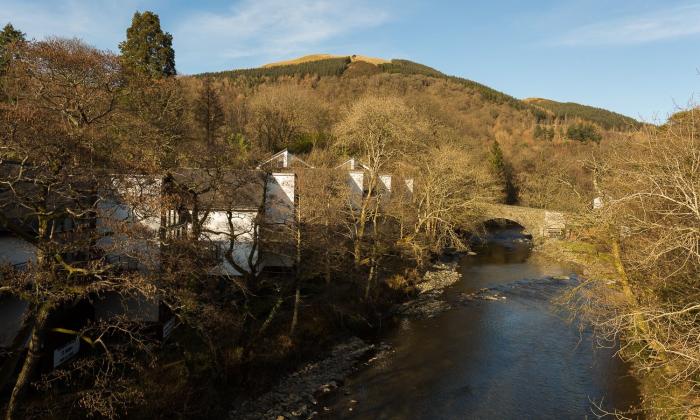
xmin=188 ymin=54 xmax=641 ymax=212
xmin=198 ymin=55 xmax=640 ymax=128
xmin=524 ymin=98 xmax=641 ymax=130
xmin=197 ymin=56 xmax=528 ymax=112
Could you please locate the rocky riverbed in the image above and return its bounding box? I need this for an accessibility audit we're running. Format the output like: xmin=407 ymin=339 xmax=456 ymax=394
xmin=392 ymin=261 xmax=461 ymax=319
xmin=229 ymin=338 xmax=393 ymax=420
xmin=458 ymin=288 xmax=508 ymax=302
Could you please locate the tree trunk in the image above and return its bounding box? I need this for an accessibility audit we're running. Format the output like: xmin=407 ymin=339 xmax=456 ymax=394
xmin=364 ymin=198 xmax=381 ymax=301
xmin=256 ymin=297 xmax=283 ymax=339
xmin=289 ymin=285 xmax=300 ymax=337
xmin=365 ymin=262 xmax=375 ymax=300
xmin=353 ymin=177 xmax=375 ymax=267
xmin=5 ymin=303 xmax=51 ymax=420
xmin=0 ymin=306 xmax=37 ymax=391
xmin=290 ymin=188 xmax=302 ymax=337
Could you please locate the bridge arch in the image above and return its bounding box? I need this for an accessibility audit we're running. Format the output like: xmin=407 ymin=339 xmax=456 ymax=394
xmin=474 ymin=217 xmax=534 ymax=239
xmin=473 ymin=203 xmax=567 ymax=242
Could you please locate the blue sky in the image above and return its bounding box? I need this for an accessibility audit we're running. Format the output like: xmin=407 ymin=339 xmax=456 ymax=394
xmin=2 ymin=0 xmax=699 ymax=121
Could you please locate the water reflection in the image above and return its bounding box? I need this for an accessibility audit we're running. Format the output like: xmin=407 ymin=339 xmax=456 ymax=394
xmin=321 ymin=227 xmax=641 ymax=419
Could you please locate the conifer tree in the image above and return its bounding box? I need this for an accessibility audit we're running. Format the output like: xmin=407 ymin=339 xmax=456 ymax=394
xmin=194 ymin=77 xmax=225 ymax=147
xmin=119 ymin=11 xmax=176 ymax=78
xmin=0 ymin=23 xmax=25 ymax=74
xmin=489 ymin=140 xmax=518 ymax=204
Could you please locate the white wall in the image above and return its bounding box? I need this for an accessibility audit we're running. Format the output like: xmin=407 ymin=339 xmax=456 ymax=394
xmin=96 ymin=176 xmax=162 ymax=272
xmin=404 ymin=178 xmax=414 ymax=195
xmin=378 ymin=175 xmax=392 ymax=202
xmin=348 ymin=171 xmax=364 ymax=208
xmin=95 ymin=172 xmax=301 ymax=277
xmin=265 ymin=173 xmax=296 ymax=225
xmin=200 ymin=210 xmax=259 ymax=276
xmin=108 ymin=176 xmax=162 ymax=233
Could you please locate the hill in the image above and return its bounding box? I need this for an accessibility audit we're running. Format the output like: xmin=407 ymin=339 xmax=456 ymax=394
xmin=263 ymin=54 xmax=389 ymax=68
xmin=524 ymin=98 xmax=641 ymax=130
xmin=187 ymin=54 xmax=641 ymax=212
xmin=197 ymin=56 xmax=528 ymax=112
xmin=198 ymin=55 xmax=641 ymax=127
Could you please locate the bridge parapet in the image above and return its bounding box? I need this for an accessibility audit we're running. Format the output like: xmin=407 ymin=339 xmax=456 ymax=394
xmin=473 ymin=203 xmax=568 ymax=241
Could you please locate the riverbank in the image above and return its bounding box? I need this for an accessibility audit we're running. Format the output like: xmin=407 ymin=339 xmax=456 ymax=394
xmin=227 ymin=260 xmax=464 ymax=419
xmin=314 ymin=236 xmax=642 ymax=418
xmin=533 ymin=238 xmax=678 ymax=418
xmin=230 ymin=237 xmax=650 ymax=419
xmin=392 ymin=261 xmax=461 ymax=319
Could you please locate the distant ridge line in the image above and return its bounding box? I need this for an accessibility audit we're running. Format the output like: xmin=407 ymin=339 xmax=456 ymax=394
xmin=262 ymin=54 xmax=389 ymax=68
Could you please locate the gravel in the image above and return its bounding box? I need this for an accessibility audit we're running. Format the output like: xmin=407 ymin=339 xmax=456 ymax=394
xmin=229 ymin=338 xmax=373 ymax=420
xmin=393 ymin=261 xmax=461 ymax=319
xmin=414 ymin=261 xmax=462 ymax=294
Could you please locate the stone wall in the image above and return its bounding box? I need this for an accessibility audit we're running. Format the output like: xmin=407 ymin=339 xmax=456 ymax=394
xmin=475 ymin=203 xmax=567 ymax=240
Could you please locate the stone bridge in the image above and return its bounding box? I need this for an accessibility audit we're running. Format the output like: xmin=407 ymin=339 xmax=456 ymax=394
xmin=474 ymin=203 xmax=568 ymax=241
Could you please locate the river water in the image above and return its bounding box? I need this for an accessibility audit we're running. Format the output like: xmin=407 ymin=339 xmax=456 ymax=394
xmin=321 ymin=228 xmax=642 ymax=419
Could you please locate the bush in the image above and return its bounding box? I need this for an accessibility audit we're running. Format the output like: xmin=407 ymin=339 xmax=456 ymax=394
xmin=566 ymin=123 xmax=602 ymax=143
xmin=534 ymin=124 xmax=554 ymax=141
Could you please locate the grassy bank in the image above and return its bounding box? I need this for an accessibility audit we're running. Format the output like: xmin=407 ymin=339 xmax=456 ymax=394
xmin=534 ymin=238 xmax=692 ymax=418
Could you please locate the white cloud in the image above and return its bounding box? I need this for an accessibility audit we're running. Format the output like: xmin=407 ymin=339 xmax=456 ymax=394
xmin=0 ymin=0 xmax=394 ymax=73
xmin=0 ymin=0 xmax=139 ymax=50
xmin=556 ymin=3 xmax=700 ymax=46
xmin=174 ymin=0 xmax=391 ymax=70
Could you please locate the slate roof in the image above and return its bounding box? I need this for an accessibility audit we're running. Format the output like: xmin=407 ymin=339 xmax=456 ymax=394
xmin=165 ymin=169 xmax=267 ymax=210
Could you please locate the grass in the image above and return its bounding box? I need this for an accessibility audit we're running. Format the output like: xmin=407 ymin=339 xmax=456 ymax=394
xmin=263 ymin=54 xmax=389 ymax=68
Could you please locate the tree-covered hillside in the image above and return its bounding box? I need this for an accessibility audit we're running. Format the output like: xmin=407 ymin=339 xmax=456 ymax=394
xmin=182 ymin=55 xmax=643 ymax=215
xmin=197 ymin=57 xmax=532 ymax=113
xmin=198 ymin=56 xmax=352 ymax=80
xmin=199 ymin=56 xmax=640 ymax=125
xmin=524 ymin=98 xmax=642 ymax=130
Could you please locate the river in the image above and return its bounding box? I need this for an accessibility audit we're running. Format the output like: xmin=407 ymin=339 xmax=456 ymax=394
xmin=320 ymin=227 xmax=642 ymax=419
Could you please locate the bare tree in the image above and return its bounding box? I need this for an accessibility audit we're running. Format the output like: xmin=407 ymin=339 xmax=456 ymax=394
xmin=334 ymin=96 xmax=426 ymax=267
xmin=0 ymin=39 xmax=157 ymax=419
xmin=248 ymin=84 xmax=330 ymax=153
xmin=408 ymin=145 xmax=496 ymax=259
xmin=582 ymin=108 xmax=700 ymax=416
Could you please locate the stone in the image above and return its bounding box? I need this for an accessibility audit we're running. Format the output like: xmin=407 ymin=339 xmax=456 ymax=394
xmin=229 ymin=338 xmax=372 ymax=419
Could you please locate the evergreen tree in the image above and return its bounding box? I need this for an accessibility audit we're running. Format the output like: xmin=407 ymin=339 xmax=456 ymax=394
xmin=566 ymin=122 xmax=602 ymax=143
xmin=119 ymin=11 xmax=175 ymax=78
xmin=489 ymin=141 xmax=518 ymax=204
xmin=193 ymin=78 xmax=225 ymax=147
xmin=0 ymin=23 xmax=25 ymax=74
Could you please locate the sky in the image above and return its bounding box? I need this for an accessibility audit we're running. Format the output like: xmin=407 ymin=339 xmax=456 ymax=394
xmin=1 ymin=0 xmax=699 ymax=121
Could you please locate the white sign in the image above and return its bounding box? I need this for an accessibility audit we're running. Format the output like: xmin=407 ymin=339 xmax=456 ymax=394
xmin=593 ymin=197 xmax=604 ymax=209
xmin=53 ymin=337 xmax=80 ymax=368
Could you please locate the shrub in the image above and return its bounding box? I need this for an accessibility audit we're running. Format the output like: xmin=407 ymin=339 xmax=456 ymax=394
xmin=566 ymin=123 xmax=602 ymax=143
xmin=534 ymin=124 xmax=554 ymax=141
